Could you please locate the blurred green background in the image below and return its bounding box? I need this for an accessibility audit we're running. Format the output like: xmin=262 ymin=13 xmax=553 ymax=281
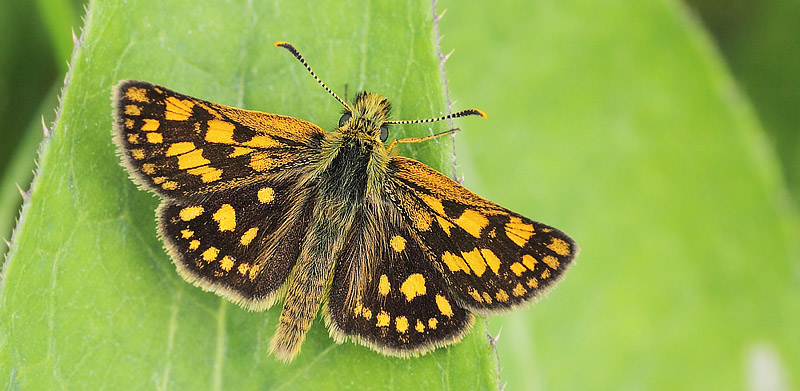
xmin=1 ymin=0 xmax=798 ymax=390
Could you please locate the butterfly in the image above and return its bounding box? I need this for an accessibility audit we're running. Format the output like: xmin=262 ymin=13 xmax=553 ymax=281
xmin=112 ymin=41 xmax=578 ymax=362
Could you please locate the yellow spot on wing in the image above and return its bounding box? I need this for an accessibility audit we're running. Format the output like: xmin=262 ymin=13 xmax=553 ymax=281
xmin=468 ymin=288 xmax=483 ymax=302
xmin=378 ymin=274 xmax=390 ymax=296
xmin=125 ymin=86 xmax=149 ymax=102
xmin=124 ymin=119 xmax=135 ymax=129
xmin=542 ymin=255 xmax=559 ymax=270
xmin=481 ymin=249 xmax=501 ymax=274
xmin=146 ymin=132 xmax=163 ymax=143
xmin=395 ymin=316 xmax=409 ymax=333
xmin=541 ymin=269 xmax=551 ymax=279
xmin=180 ymin=229 xmax=193 ymax=238
xmin=428 ymin=318 xmax=438 ymax=329
xmin=205 ymin=120 xmax=235 ymax=143
xmin=189 ymin=240 xmax=200 ymax=250
xmin=162 ymin=181 xmax=177 ymax=190
xmin=399 ymin=274 xmax=426 ymax=301
xmin=420 ymin=194 xmax=445 ymax=215
xmin=522 ymin=254 xmax=538 ymax=270
xmin=130 ymin=149 xmax=145 ymax=160
xmin=376 ymin=311 xmax=390 ymax=327
xmin=461 ymin=248 xmax=486 ymax=276
xmin=212 ymin=204 xmax=236 ymax=232
xmin=454 ymin=209 xmax=489 ymax=238
xmin=219 ymin=256 xmax=234 ymax=272
xmin=177 ymin=149 xmax=210 ymax=169
xmin=390 ymin=235 xmax=406 ymax=252
xmin=142 ymin=163 xmax=156 ymax=174
xmin=482 ymin=292 xmax=493 ymax=304
xmin=442 ymin=252 xmax=470 ymax=274
xmin=353 ymin=297 xmax=363 ymax=316
xmin=240 ymin=227 xmax=258 ymax=245
xmin=179 ymin=206 xmax=204 ymax=221
xmin=506 ymin=217 xmax=535 ymax=247
xmin=165 ymin=96 xmax=194 ymax=121
xmin=124 ymin=105 xmax=141 ymax=116
xmin=512 ymin=283 xmax=527 ymax=297
xmin=238 ymin=263 xmax=250 ymax=275
xmin=229 ymin=147 xmax=253 ymax=157
xmin=248 ymin=263 xmax=262 ymax=281
xmin=510 ymin=262 xmax=526 ymax=276
xmin=415 ymin=320 xmax=425 ymax=333
xmin=527 ymin=277 xmax=539 ymax=288
xmin=435 ymin=295 xmax=454 ymax=317
xmin=548 ymin=237 xmax=571 ymax=256
xmin=245 ymin=135 xmax=279 ymax=148
xmin=362 ymin=308 xmax=372 ymax=320
xmin=436 ymin=216 xmax=454 ymax=236
xmin=496 ymin=290 xmax=509 ymax=302
xmin=411 ymin=210 xmax=433 ymax=231
xmin=257 ymin=187 xmax=274 ymax=203
xmin=166 ymin=142 xmax=195 ymax=157
xmin=187 ymin=166 xmax=222 ymax=183
xmin=202 ymin=247 xmax=219 ymax=262
xmin=141 ymin=119 xmax=160 ymax=131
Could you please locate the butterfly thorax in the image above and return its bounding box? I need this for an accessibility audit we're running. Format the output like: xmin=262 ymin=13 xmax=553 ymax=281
xmin=315 ymin=91 xmax=392 ymax=199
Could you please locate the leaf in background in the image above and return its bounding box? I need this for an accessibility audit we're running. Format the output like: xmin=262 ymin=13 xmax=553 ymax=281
xmin=0 ymin=1 xmax=499 ymax=389
xmin=440 ymin=0 xmax=800 ymax=390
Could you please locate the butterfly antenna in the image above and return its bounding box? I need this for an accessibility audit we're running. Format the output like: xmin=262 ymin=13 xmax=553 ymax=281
xmin=384 ymin=108 xmax=487 ymax=124
xmin=274 ymin=41 xmax=351 ymax=109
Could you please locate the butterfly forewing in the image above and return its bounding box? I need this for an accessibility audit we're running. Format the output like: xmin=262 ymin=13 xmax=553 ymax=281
xmin=113 ymin=80 xmax=325 ymax=199
xmin=327 ymin=201 xmax=474 ymax=356
xmin=388 ymin=157 xmax=578 ymax=314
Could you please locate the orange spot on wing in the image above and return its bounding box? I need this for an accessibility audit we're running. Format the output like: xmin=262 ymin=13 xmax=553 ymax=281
xmin=205 ymin=120 xmax=235 ymax=143
xmin=125 ymin=86 xmax=149 ymax=103
xmin=165 ymin=96 xmax=195 ymax=121
xmin=547 ymin=237 xmax=571 ymax=256
xmin=454 ymin=209 xmax=489 ymax=238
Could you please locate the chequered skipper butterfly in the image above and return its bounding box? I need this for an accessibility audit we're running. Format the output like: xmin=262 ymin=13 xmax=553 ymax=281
xmin=112 ymin=41 xmax=578 ymax=361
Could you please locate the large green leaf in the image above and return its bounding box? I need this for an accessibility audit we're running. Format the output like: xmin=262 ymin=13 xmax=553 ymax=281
xmin=0 ymin=0 xmax=499 ymax=389
xmin=440 ymin=0 xmax=800 ymax=390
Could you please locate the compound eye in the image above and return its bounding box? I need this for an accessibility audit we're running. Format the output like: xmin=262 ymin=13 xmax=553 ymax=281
xmin=379 ymin=124 xmax=389 ymax=142
xmin=338 ymin=113 xmax=352 ymax=127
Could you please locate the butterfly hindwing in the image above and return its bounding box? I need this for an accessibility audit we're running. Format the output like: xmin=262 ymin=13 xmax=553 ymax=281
xmin=326 ymin=200 xmax=474 ymax=356
xmin=159 ymin=176 xmax=316 ymax=310
xmin=388 ymin=157 xmax=578 ymax=314
xmin=113 ymin=80 xmax=325 ymax=200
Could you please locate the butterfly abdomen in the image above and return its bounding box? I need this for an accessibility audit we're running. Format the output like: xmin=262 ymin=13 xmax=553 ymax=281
xmin=269 ymin=133 xmax=379 ymax=361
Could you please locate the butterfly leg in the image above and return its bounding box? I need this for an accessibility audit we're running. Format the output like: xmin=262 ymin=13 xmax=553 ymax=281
xmin=385 ymin=128 xmax=460 ymax=152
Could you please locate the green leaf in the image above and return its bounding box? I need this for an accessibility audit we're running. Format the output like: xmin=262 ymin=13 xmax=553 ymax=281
xmin=0 ymin=1 xmax=499 ymax=389
xmin=440 ymin=0 xmax=800 ymax=390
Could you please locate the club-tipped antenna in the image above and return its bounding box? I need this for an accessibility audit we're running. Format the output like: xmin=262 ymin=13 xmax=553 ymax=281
xmin=274 ymin=41 xmax=351 ymax=109
xmin=384 ymin=108 xmax=487 ymax=125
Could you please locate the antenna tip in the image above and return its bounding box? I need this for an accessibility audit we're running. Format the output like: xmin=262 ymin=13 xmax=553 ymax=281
xmin=274 ymin=41 xmax=301 ymax=58
xmin=472 ymin=109 xmax=488 ymax=119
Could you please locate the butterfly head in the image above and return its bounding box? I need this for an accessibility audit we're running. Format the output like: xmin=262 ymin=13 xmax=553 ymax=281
xmin=274 ymin=41 xmax=487 ymax=146
xmin=339 ymin=91 xmax=391 ymax=142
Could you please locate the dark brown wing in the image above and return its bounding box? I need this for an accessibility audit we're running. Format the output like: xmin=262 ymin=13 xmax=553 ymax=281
xmin=113 ymin=80 xmax=325 ymax=200
xmin=325 ymin=199 xmax=474 ymax=356
xmin=386 ymin=156 xmax=578 ymax=314
xmin=158 ymin=174 xmax=316 ymax=310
